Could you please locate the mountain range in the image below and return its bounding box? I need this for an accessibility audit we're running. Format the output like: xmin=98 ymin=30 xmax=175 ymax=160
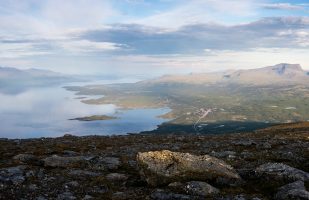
xmin=0 ymin=66 xmax=79 ymax=94
xmin=144 ymin=63 xmax=309 ymax=85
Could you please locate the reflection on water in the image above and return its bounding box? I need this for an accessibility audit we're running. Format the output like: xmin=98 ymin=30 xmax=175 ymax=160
xmin=0 ymin=83 xmax=169 ymax=139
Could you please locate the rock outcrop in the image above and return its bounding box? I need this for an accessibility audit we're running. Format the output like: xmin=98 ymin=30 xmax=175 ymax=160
xmin=255 ymin=163 xmax=309 ymax=183
xmin=137 ymin=150 xmax=241 ymax=186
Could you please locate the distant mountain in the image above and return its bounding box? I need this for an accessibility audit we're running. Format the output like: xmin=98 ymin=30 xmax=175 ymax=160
xmin=0 ymin=66 xmax=80 ymax=94
xmin=144 ymin=63 xmax=309 ymax=86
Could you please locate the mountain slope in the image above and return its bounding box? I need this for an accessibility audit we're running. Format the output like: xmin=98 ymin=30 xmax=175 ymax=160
xmin=143 ymin=63 xmax=309 ymax=86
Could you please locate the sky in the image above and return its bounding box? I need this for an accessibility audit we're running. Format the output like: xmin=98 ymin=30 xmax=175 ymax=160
xmin=0 ymin=0 xmax=309 ymax=77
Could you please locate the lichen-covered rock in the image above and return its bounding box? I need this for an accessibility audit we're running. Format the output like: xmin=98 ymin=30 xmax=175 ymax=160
xmin=275 ymin=181 xmax=309 ymax=200
xmin=255 ymin=163 xmax=309 ymax=183
xmin=137 ymin=150 xmax=241 ymax=186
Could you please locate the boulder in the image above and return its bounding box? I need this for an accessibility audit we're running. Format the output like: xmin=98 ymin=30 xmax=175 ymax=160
xmin=43 ymin=155 xmax=88 ymax=168
xmin=275 ymin=180 xmax=309 ymax=200
xmin=137 ymin=150 xmax=241 ymax=186
xmin=13 ymin=154 xmax=42 ymax=165
xmin=255 ymin=163 xmax=309 ymax=183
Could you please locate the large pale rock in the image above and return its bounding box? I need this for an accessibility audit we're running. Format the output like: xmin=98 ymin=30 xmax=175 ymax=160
xmin=136 ymin=150 xmax=241 ymax=186
xmin=255 ymin=163 xmax=309 ymax=183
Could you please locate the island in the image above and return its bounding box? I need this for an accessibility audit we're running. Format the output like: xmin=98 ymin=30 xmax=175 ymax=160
xmin=69 ymin=115 xmax=118 ymax=121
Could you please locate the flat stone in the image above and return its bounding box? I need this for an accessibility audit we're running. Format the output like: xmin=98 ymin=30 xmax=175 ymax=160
xmin=66 ymin=181 xmax=79 ymax=188
xmin=68 ymin=170 xmax=101 ymax=177
xmin=90 ymin=156 xmax=121 ymax=170
xmin=63 ymin=150 xmax=79 ymax=156
xmin=106 ymin=173 xmax=128 ymax=182
xmin=57 ymin=192 xmax=76 ymax=200
xmin=232 ymin=140 xmax=256 ymax=146
xmin=101 ymin=157 xmax=121 ymax=170
xmin=43 ymin=155 xmax=88 ymax=168
xmin=13 ymin=154 xmax=42 ymax=165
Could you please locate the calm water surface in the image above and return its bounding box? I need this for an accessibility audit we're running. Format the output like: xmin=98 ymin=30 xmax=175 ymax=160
xmin=0 ymin=81 xmax=170 ymax=139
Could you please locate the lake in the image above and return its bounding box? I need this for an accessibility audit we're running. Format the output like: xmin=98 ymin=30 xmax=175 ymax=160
xmin=0 ymin=81 xmax=170 ymax=139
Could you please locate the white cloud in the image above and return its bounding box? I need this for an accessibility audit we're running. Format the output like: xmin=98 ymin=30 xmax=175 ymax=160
xmin=261 ymin=3 xmax=306 ymax=10
xmin=0 ymin=0 xmax=123 ymax=58
xmin=129 ymin=0 xmax=260 ymax=28
xmin=0 ymin=0 xmax=308 ymax=75
xmin=41 ymin=0 xmax=116 ymax=29
xmin=277 ymin=29 xmax=309 ymax=47
xmin=0 ymin=42 xmax=52 ymax=58
xmin=59 ymin=40 xmax=122 ymax=53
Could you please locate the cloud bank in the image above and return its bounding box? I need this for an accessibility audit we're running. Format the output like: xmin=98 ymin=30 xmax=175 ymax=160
xmin=0 ymin=0 xmax=308 ymax=75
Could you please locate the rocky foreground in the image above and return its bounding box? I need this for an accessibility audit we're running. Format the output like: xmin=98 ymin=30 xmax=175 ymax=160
xmin=0 ymin=123 xmax=309 ymax=200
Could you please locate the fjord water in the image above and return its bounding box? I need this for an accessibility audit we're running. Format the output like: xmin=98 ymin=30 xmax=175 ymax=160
xmin=0 ymin=81 xmax=170 ymax=139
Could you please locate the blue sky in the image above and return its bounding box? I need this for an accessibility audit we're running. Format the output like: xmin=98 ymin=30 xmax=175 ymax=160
xmin=0 ymin=0 xmax=309 ymax=76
